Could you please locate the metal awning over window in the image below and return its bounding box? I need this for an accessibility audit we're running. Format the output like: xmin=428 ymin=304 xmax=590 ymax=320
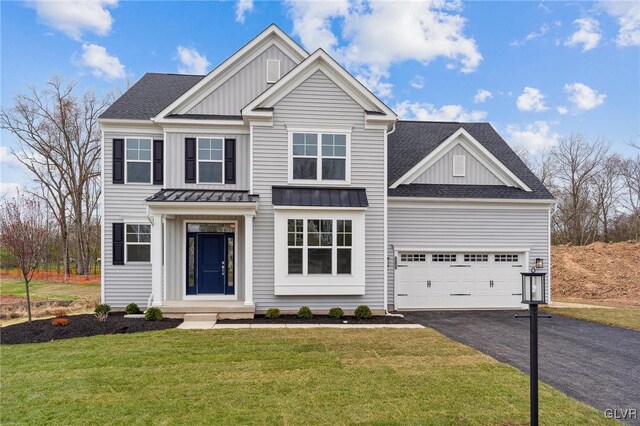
xmin=146 ymin=189 xmax=258 ymax=203
xmin=272 ymin=186 xmax=368 ymax=208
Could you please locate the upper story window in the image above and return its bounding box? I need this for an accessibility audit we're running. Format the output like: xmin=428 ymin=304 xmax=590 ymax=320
xmin=266 ymin=60 xmax=281 ymax=83
xmin=126 ymin=138 xmax=152 ymax=183
xmin=197 ymin=137 xmax=223 ymax=183
xmin=290 ymin=131 xmax=350 ymax=183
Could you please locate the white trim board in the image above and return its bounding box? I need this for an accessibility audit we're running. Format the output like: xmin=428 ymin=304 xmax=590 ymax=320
xmin=389 ymin=128 xmax=532 ymax=191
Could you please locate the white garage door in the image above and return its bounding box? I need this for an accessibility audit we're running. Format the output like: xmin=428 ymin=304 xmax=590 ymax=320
xmin=395 ymin=252 xmax=525 ymax=309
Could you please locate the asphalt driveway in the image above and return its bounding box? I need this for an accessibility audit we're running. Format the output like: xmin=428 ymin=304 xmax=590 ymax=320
xmin=404 ymin=310 xmax=640 ymax=425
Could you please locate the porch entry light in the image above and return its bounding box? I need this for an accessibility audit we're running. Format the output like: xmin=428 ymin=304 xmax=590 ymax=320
xmin=535 ymin=257 xmax=544 ymax=269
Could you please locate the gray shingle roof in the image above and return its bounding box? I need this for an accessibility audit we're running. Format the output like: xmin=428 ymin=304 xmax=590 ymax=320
xmin=100 ymin=73 xmax=204 ymax=120
xmin=272 ymin=186 xmax=368 ymax=207
xmin=146 ymin=189 xmax=257 ymax=203
xmin=388 ymin=121 xmax=554 ymax=200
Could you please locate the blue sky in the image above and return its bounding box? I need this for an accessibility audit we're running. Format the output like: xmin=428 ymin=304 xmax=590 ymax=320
xmin=1 ymin=0 xmax=639 ymax=195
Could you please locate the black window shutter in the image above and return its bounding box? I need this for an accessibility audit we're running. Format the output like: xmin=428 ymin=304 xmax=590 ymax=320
xmin=185 ymin=138 xmax=196 ymax=183
xmin=113 ymin=139 xmax=124 ymax=184
xmin=225 ymin=138 xmax=236 ymax=184
xmin=153 ymin=139 xmax=163 ymax=185
xmin=113 ymin=223 xmax=124 ymax=265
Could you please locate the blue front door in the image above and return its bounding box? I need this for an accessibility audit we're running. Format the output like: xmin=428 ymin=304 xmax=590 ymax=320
xmin=197 ymin=234 xmax=225 ymax=294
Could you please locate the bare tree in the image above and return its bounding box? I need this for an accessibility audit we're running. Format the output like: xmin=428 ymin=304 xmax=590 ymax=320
xmin=592 ymin=155 xmax=623 ymax=241
xmin=0 ymin=194 xmax=50 ymax=322
xmin=1 ymin=76 xmax=108 ymax=275
xmin=552 ymin=134 xmax=608 ymax=245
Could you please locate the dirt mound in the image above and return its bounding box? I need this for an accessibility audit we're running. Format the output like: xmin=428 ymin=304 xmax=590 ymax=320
xmin=552 ymin=242 xmax=640 ymax=306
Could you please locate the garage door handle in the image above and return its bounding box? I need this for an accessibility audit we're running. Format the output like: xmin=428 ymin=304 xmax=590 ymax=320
xmin=397 ymin=294 xmax=408 ymax=296
xmin=450 ymin=293 xmax=471 ymax=296
xmin=427 ymin=280 xmax=431 ymax=288
xmin=490 ymin=280 xmax=494 ymax=288
xmin=512 ymin=293 xmax=522 ymax=296
xmin=450 ymin=265 xmax=471 ymax=267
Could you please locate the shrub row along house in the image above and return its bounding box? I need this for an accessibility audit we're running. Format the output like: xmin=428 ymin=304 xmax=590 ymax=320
xmin=99 ymin=25 xmax=555 ymax=317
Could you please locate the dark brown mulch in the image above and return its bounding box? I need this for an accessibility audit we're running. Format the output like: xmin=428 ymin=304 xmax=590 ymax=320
xmin=1 ymin=312 xmax=182 ymax=345
xmin=217 ymin=314 xmax=412 ymax=324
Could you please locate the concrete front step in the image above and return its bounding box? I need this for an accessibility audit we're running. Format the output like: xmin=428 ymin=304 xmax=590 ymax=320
xmin=160 ymin=302 xmax=255 ymax=319
xmin=183 ymin=313 xmax=218 ymax=322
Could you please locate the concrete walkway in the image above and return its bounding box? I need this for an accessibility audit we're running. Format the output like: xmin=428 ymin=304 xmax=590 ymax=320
xmin=212 ymin=323 xmax=424 ymax=329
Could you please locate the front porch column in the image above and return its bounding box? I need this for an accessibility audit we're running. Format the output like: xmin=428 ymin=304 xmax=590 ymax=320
xmin=244 ymin=213 xmax=254 ymax=306
xmin=151 ymin=213 xmax=163 ymax=307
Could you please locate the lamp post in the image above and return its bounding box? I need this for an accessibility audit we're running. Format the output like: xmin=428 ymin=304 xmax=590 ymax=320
xmin=518 ymin=268 xmax=548 ymax=426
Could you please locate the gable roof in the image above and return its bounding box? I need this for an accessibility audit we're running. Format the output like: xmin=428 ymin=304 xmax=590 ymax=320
xmin=99 ymin=73 xmax=203 ymax=120
xmin=388 ymin=121 xmax=554 ymax=200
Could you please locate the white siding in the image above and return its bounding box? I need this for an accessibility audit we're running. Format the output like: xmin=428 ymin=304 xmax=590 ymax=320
xmin=103 ymin=131 xmax=161 ymax=307
xmin=165 ymin=132 xmax=249 ymax=190
xmin=412 ymin=144 xmax=503 ymax=185
xmin=187 ymin=45 xmax=298 ymax=115
xmin=252 ymin=70 xmax=386 ymax=311
xmin=386 ymin=204 xmax=551 ymax=309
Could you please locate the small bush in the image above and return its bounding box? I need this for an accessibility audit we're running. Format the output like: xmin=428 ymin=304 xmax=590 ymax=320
xmin=94 ymin=304 xmax=111 ymax=315
xmin=328 ymin=307 xmax=344 ymax=319
xmin=265 ymin=308 xmax=281 ymax=319
xmin=297 ymin=306 xmax=313 ymax=319
xmin=51 ymin=317 xmax=69 ymax=326
xmin=52 ymin=309 xmax=68 ymax=318
xmin=95 ymin=312 xmax=108 ymax=322
xmin=125 ymin=303 xmax=142 ymax=315
xmin=145 ymin=307 xmax=163 ymax=321
xmin=354 ymin=305 xmax=372 ymax=319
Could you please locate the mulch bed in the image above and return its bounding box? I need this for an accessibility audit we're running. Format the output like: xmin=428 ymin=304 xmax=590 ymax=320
xmin=1 ymin=312 xmax=182 ymax=345
xmin=217 ymin=314 xmax=412 ymax=324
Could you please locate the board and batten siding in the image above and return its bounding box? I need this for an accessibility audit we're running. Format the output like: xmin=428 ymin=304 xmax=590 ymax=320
xmin=164 ymin=132 xmax=249 ymax=190
xmin=386 ymin=203 xmax=552 ymax=308
xmin=252 ymin=70 xmax=386 ymax=311
xmin=103 ymin=131 xmax=161 ymax=307
xmin=411 ymin=143 xmax=503 ymax=185
xmin=186 ymin=45 xmax=299 ymax=116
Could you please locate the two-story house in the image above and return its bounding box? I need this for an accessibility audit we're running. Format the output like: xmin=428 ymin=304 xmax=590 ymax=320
xmin=99 ymin=25 xmax=555 ymax=317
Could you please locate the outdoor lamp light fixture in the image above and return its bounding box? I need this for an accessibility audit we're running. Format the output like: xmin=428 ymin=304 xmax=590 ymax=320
xmin=535 ymin=257 xmax=544 ymax=269
xmin=521 ymin=271 xmax=547 ymax=305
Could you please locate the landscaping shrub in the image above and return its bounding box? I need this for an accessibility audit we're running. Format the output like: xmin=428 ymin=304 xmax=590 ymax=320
xmin=95 ymin=312 xmax=108 ymax=322
xmin=52 ymin=309 xmax=68 ymax=318
xmin=265 ymin=308 xmax=280 ymax=319
xmin=51 ymin=317 xmax=69 ymax=326
xmin=94 ymin=304 xmax=111 ymax=315
xmin=328 ymin=307 xmax=344 ymax=319
xmin=354 ymin=305 xmax=372 ymax=319
xmin=297 ymin=306 xmax=313 ymax=319
xmin=145 ymin=307 xmax=163 ymax=321
xmin=125 ymin=303 xmax=142 ymax=315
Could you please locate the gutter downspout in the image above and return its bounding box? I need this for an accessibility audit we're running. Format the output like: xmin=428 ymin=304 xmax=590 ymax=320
xmin=384 ymin=122 xmax=396 ymax=315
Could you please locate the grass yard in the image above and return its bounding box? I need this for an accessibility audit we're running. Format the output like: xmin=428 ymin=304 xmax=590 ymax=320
xmin=0 ymin=277 xmax=100 ymax=301
xmin=1 ymin=328 xmax=612 ymax=425
xmin=543 ymin=306 xmax=640 ymax=331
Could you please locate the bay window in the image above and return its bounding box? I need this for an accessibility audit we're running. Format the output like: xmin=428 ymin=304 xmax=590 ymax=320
xmin=290 ymin=131 xmax=349 ymax=183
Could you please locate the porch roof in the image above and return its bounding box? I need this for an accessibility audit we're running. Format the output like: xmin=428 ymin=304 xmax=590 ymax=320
xmin=146 ymin=189 xmax=258 ymax=203
xmin=272 ymin=186 xmax=368 ymax=208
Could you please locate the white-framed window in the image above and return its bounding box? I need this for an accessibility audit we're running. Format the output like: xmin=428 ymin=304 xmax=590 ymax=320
xmin=197 ymin=137 xmax=224 ymax=183
xmin=464 ymin=254 xmax=488 ymax=262
xmin=286 ymin=218 xmax=352 ymax=276
xmin=289 ymin=131 xmax=350 ymax=183
xmin=495 ymin=254 xmax=519 ymax=262
xmin=401 ymin=254 xmax=426 ymax=262
xmin=432 ymin=254 xmax=457 ymax=262
xmin=274 ymin=210 xmax=365 ymax=295
xmin=266 ymin=59 xmax=281 ymax=83
xmin=125 ymin=138 xmax=152 ymax=183
xmin=125 ymin=224 xmax=151 ymax=262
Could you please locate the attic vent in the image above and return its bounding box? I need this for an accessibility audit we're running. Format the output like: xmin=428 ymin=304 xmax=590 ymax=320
xmin=453 ymin=155 xmax=465 ymax=177
xmin=266 ymin=60 xmax=281 ymax=83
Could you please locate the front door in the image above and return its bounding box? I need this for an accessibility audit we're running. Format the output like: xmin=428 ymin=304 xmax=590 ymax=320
xmin=197 ymin=234 xmax=225 ymax=294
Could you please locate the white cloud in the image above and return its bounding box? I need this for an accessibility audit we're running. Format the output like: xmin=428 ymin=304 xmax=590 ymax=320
xmin=565 ymin=17 xmax=601 ymax=51
xmin=563 ymin=82 xmax=606 ymax=110
xmin=78 ymin=43 xmax=125 ymax=80
xmin=394 ymin=101 xmax=487 ymax=122
xmin=235 ymin=0 xmax=254 ymax=24
xmin=0 ymin=183 xmax=24 ymax=199
xmin=410 ymin=75 xmax=425 ymax=89
xmin=516 ymin=87 xmax=548 ymax=112
xmin=526 ymin=24 xmax=550 ymax=41
xmin=26 ymin=0 xmax=118 ymax=40
xmin=473 ymin=89 xmax=492 ymax=104
xmin=507 ymin=121 xmax=560 ymax=153
xmin=557 ymin=106 xmax=569 ymax=115
xmin=0 ymin=146 xmax=21 ymax=166
xmin=285 ymin=0 xmax=482 ymax=98
xmin=600 ymin=0 xmax=640 ymax=46
xmin=176 ymin=46 xmax=211 ymax=75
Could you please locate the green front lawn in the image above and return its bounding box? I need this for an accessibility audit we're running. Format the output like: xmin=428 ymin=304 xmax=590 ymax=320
xmin=1 ymin=328 xmax=611 ymax=425
xmin=0 ymin=277 xmax=100 ymax=301
xmin=543 ymin=306 xmax=640 ymax=331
